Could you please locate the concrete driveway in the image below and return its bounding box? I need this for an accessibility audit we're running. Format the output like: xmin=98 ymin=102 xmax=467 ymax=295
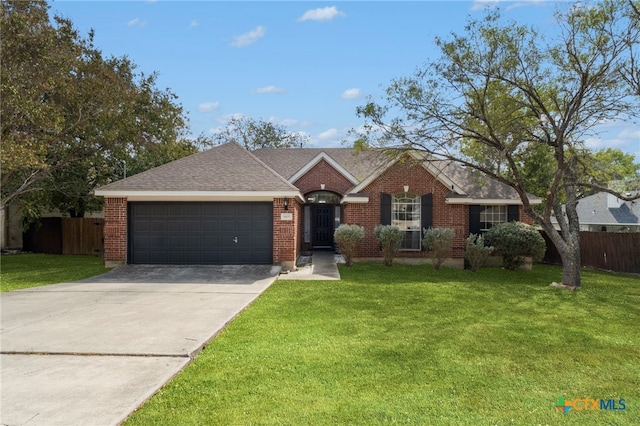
xmin=1 ymin=265 xmax=280 ymax=426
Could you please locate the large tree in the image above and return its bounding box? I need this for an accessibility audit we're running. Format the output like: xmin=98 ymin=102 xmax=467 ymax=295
xmin=212 ymin=116 xmax=309 ymax=150
xmin=356 ymin=0 xmax=640 ymax=288
xmin=1 ymin=0 xmax=194 ymax=218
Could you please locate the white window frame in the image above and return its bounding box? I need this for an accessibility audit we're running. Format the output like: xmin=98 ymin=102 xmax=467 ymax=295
xmin=480 ymin=205 xmax=508 ymax=232
xmin=392 ymin=193 xmax=421 ymax=251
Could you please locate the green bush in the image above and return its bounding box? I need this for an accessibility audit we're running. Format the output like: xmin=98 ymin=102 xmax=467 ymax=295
xmin=334 ymin=224 xmax=365 ymax=267
xmin=465 ymin=233 xmax=494 ymax=272
xmin=422 ymin=227 xmax=455 ymax=270
xmin=374 ymin=225 xmax=402 ymax=266
xmin=485 ymin=222 xmax=546 ymax=270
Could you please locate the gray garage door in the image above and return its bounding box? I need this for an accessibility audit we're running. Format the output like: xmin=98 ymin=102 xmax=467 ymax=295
xmin=128 ymin=202 xmax=273 ymax=265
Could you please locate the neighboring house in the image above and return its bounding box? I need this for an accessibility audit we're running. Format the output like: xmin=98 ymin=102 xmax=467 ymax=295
xmin=563 ymin=191 xmax=640 ymax=232
xmin=94 ymin=142 xmax=540 ymax=269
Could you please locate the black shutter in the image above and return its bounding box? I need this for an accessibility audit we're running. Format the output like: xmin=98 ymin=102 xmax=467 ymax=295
xmin=421 ymin=193 xmax=433 ymax=233
xmin=380 ymin=193 xmax=391 ymax=225
xmin=469 ymin=205 xmax=483 ymax=235
xmin=507 ymin=205 xmax=520 ymax=222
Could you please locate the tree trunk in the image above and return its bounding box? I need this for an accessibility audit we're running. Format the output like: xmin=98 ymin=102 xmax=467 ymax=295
xmin=556 ymin=231 xmax=581 ymax=288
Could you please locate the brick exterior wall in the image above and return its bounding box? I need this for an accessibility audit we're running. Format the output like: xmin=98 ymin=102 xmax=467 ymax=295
xmin=520 ymin=205 xmax=534 ymax=225
xmin=99 ymin=158 xmax=534 ymax=268
xmin=273 ymin=197 xmax=301 ymax=270
xmin=103 ymin=197 xmax=127 ymax=266
xmin=342 ymin=160 xmax=469 ymax=259
xmin=293 ymin=159 xmax=354 ymax=194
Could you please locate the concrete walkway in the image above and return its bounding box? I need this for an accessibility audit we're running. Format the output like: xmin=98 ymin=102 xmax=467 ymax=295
xmin=278 ymin=251 xmax=341 ymax=280
xmin=1 ymin=265 xmax=280 ymax=426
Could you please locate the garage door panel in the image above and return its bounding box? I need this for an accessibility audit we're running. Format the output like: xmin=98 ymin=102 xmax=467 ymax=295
xmin=217 ymin=218 xmax=235 ymax=230
xmin=166 ymin=235 xmax=201 ymax=248
xmin=134 ymin=204 xmax=154 ymax=216
xmin=135 ymin=251 xmax=165 ymax=264
xmin=217 ymin=204 xmax=236 ymax=215
xmin=202 ymin=204 xmax=219 ymax=215
xmin=201 ymin=235 xmax=219 ymax=246
xmin=150 ymin=221 xmax=166 ymax=232
xmin=235 ymin=218 xmax=252 ymax=230
xmin=129 ymin=202 xmax=273 ymax=265
xmin=167 ymin=221 xmax=184 ymax=232
xmin=202 ymin=220 xmax=221 ymax=232
xmin=133 ymin=235 xmax=166 ymax=249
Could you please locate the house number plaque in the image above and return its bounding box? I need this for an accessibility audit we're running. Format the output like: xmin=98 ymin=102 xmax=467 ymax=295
xmin=280 ymin=213 xmax=293 ymax=221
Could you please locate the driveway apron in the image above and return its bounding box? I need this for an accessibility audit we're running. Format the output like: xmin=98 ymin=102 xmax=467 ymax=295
xmin=1 ymin=265 xmax=280 ymax=426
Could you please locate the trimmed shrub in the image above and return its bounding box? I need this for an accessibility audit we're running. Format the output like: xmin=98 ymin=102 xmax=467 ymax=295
xmin=465 ymin=233 xmax=494 ymax=272
xmin=422 ymin=227 xmax=455 ymax=270
xmin=374 ymin=225 xmax=402 ymax=266
xmin=334 ymin=224 xmax=365 ymax=267
xmin=485 ymin=221 xmax=546 ymax=270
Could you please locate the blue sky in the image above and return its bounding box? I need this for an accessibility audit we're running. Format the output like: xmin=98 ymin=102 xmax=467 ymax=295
xmin=50 ymin=1 xmax=639 ymax=160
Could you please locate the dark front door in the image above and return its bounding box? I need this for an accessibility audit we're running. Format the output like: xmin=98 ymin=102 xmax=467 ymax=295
xmin=312 ymin=205 xmax=334 ymax=248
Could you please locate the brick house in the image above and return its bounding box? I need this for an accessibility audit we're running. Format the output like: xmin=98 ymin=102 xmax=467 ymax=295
xmin=95 ymin=142 xmax=539 ymax=269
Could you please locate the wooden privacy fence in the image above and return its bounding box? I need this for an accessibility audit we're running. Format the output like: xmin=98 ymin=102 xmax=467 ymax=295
xmin=23 ymin=218 xmax=104 ymax=257
xmin=542 ymin=231 xmax=640 ymax=274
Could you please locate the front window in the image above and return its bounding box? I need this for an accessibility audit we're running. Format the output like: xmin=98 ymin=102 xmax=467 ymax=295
xmin=392 ymin=193 xmax=421 ymax=250
xmin=480 ymin=205 xmax=507 ymax=231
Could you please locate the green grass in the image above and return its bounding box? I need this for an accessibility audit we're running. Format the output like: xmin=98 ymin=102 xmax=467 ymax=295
xmin=127 ymin=263 xmax=639 ymax=425
xmin=0 ymin=253 xmax=109 ymax=292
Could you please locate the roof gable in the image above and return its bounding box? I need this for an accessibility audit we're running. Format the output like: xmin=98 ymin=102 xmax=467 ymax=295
xmin=288 ymin=152 xmax=359 ymax=185
xmin=252 ymin=148 xmax=385 ymax=183
xmin=349 ymin=151 xmax=467 ymax=195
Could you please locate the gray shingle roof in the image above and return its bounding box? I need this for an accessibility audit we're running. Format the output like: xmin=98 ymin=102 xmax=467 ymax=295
xmin=255 ymin=147 xmax=532 ymax=201
xmin=95 ymin=143 xmax=536 ymax=203
xmin=575 ymin=192 xmax=640 ymax=225
xmin=95 ymin=142 xmax=298 ymax=193
xmin=436 ymin=160 xmax=526 ymax=200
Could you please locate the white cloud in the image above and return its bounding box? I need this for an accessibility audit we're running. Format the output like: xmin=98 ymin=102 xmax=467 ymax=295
xmin=190 ymin=20 xmax=199 ymax=28
xmin=254 ymin=85 xmax=285 ymax=94
xmin=127 ymin=18 xmax=146 ymax=27
xmin=341 ymin=88 xmax=362 ymax=100
xmin=471 ymin=0 xmax=546 ymax=11
xmin=618 ymin=127 xmax=640 ymax=140
xmin=279 ymin=118 xmax=298 ymax=127
xmin=471 ymin=0 xmax=499 ymax=10
xmin=298 ymin=6 xmax=346 ymax=22
xmin=267 ymin=116 xmax=314 ymax=128
xmin=231 ymin=25 xmax=266 ymax=47
xmin=197 ymin=102 xmax=220 ymax=112
xmin=268 ymin=117 xmax=298 ymax=127
xmin=584 ymin=123 xmax=640 ymax=162
xmin=317 ymin=128 xmax=339 ymax=140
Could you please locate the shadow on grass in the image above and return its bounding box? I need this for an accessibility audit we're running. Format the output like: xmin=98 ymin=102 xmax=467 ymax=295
xmin=338 ymin=262 xmax=561 ymax=287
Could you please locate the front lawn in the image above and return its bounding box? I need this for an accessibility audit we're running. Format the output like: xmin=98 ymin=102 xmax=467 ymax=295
xmin=126 ymin=264 xmax=640 ymax=425
xmin=0 ymin=254 xmax=109 ymax=292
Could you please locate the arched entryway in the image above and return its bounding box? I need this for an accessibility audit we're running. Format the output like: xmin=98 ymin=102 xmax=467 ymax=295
xmin=304 ymin=191 xmax=341 ymax=249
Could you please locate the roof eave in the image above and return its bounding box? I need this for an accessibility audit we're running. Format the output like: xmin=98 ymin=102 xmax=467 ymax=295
xmin=445 ymin=197 xmax=542 ymax=205
xmin=94 ymin=190 xmax=304 ymax=203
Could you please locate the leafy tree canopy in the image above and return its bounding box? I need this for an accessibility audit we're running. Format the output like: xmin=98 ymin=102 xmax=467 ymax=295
xmin=1 ymin=0 xmax=199 ymax=218
xmin=212 ymin=116 xmax=309 ymax=150
xmin=355 ymin=0 xmax=640 ymax=288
